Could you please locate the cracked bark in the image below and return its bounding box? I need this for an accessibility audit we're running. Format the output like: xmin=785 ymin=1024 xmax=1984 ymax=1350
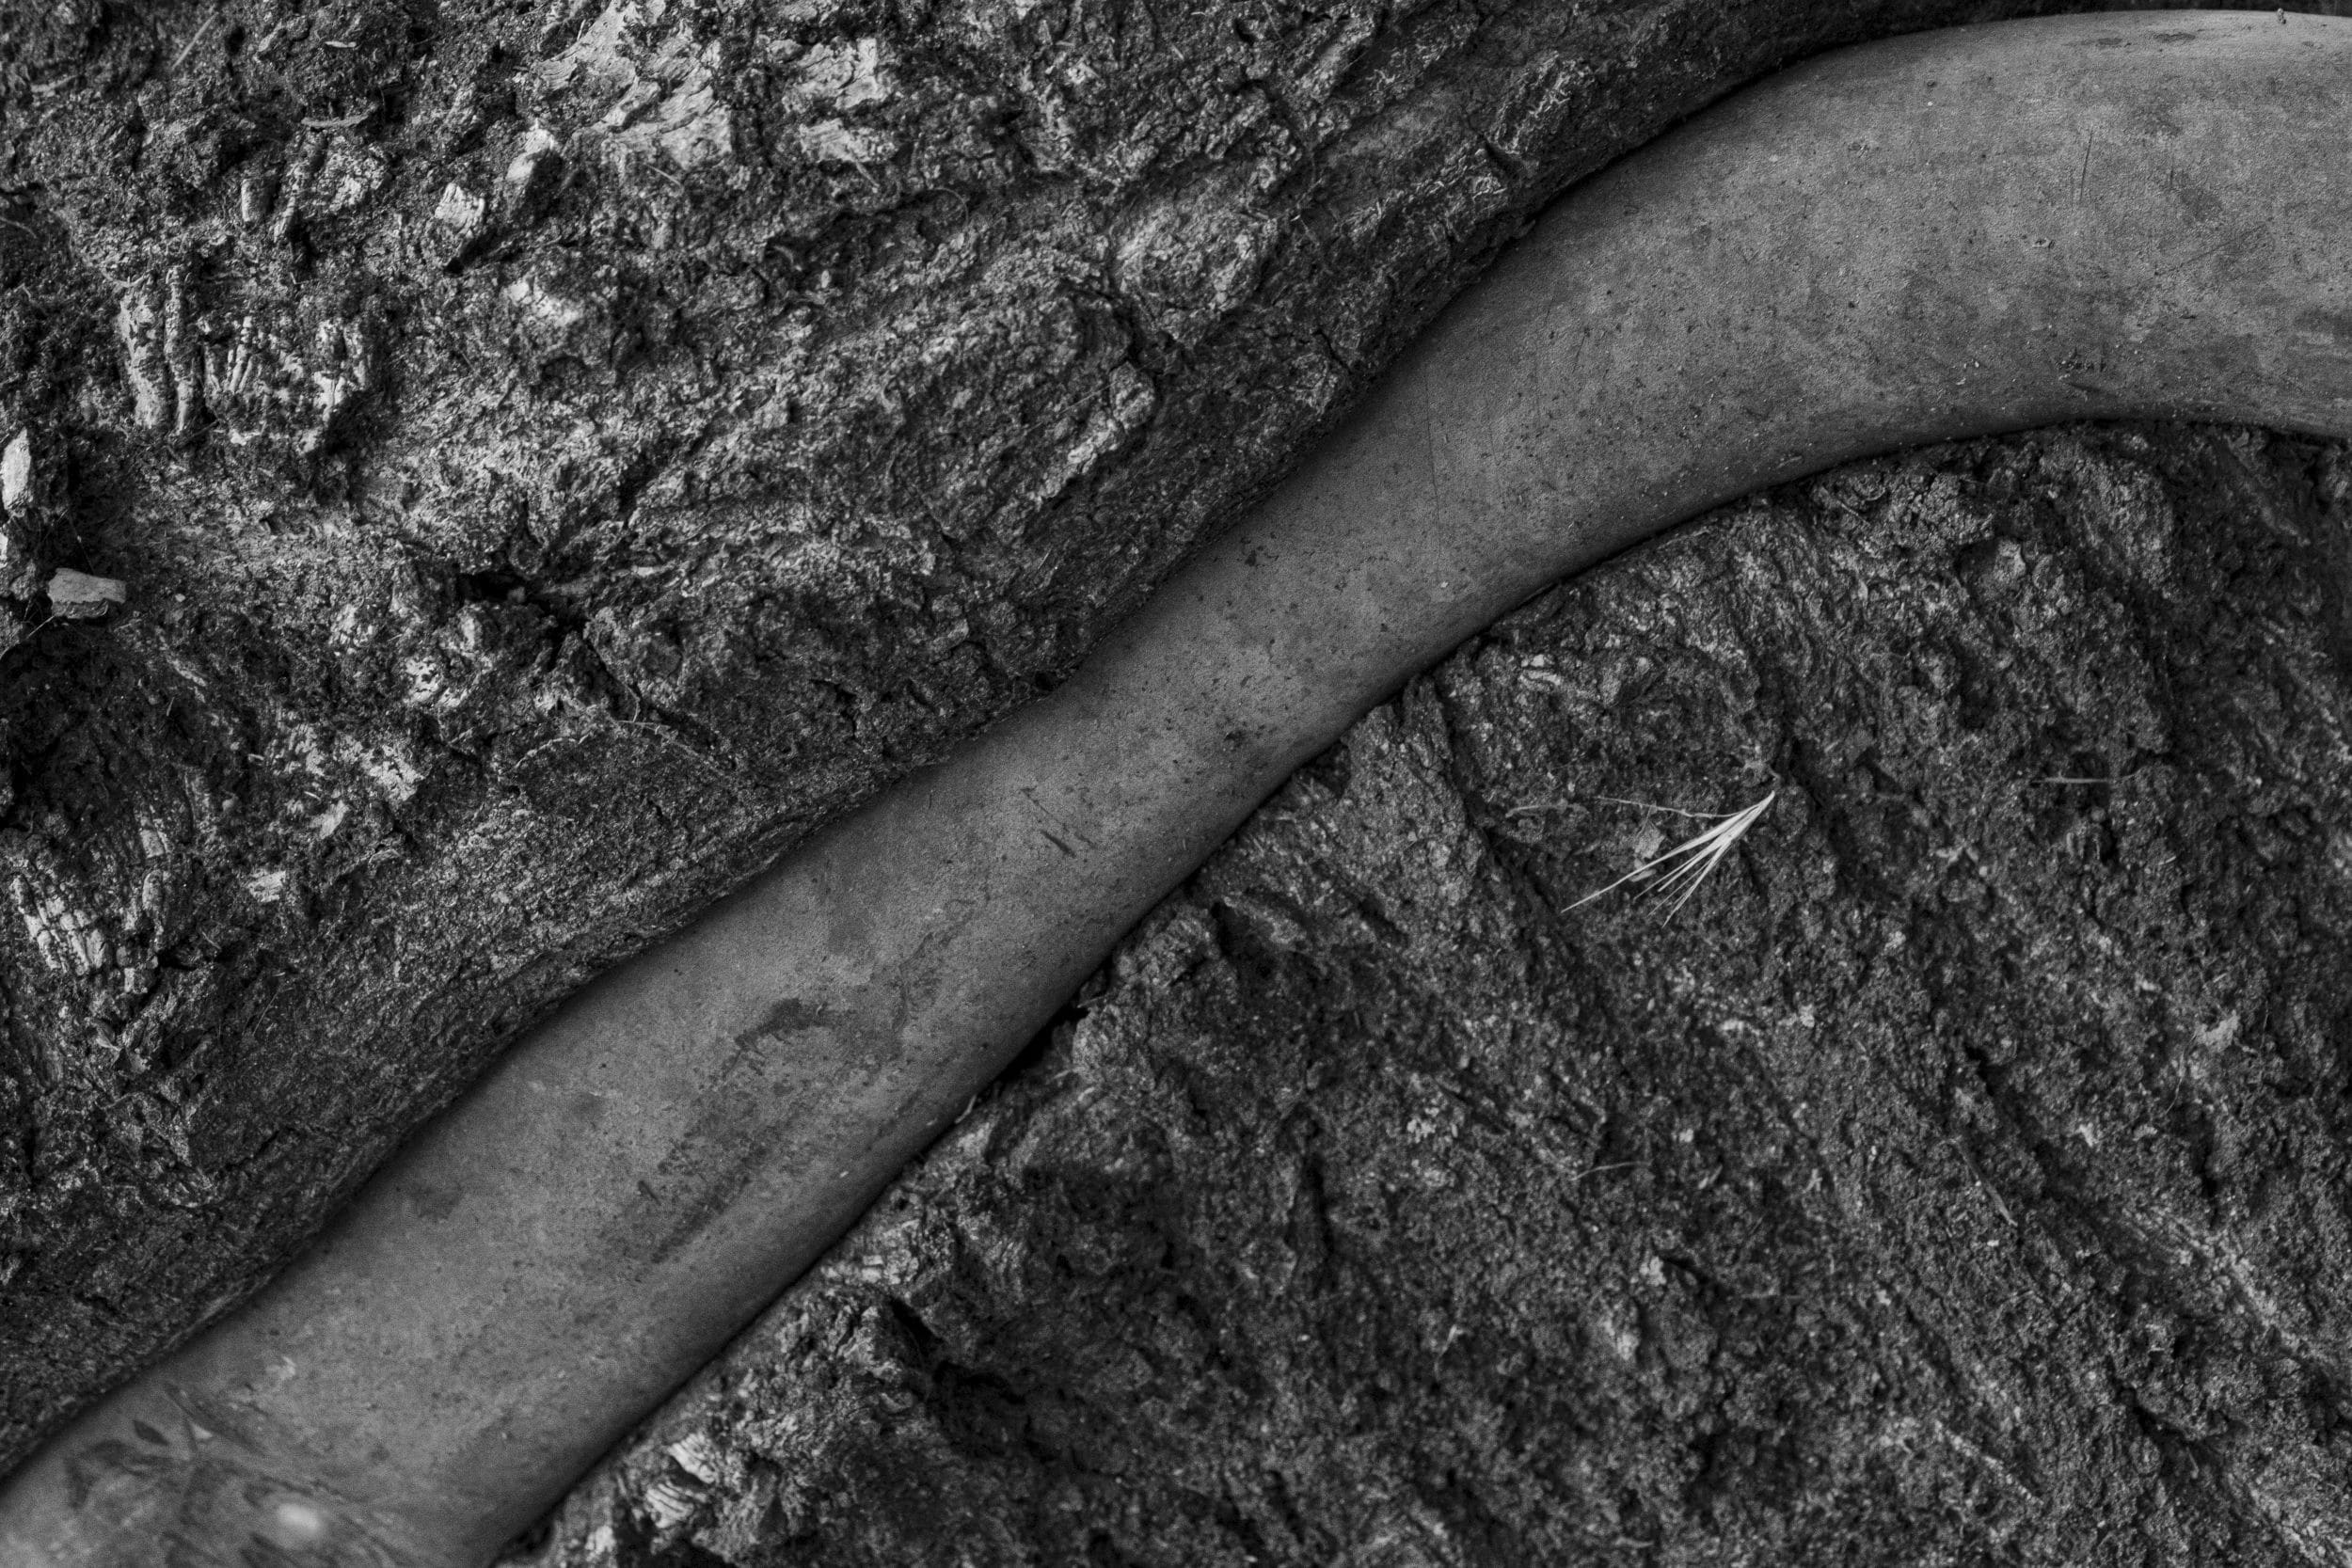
xmin=4 ymin=0 xmax=2351 ymax=1558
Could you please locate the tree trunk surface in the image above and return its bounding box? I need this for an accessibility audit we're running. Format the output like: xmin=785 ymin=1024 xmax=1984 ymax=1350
xmin=3 ymin=0 xmax=2348 ymax=1557
xmin=532 ymin=424 xmax=2352 ymax=1565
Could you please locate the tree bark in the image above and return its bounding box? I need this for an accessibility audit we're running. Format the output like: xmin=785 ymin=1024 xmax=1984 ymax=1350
xmin=0 ymin=0 xmax=2342 ymax=1532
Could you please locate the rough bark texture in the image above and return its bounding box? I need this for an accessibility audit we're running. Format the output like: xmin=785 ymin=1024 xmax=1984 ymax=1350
xmin=5 ymin=0 xmax=2214 ymax=1465
xmin=523 ymin=424 xmax=2352 ymax=1566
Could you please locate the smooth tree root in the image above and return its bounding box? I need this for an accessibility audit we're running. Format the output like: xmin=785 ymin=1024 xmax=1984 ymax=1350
xmin=8 ymin=12 xmax=2352 ymax=1564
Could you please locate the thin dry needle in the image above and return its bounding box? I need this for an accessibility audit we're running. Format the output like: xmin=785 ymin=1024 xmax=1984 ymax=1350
xmin=1570 ymin=789 xmax=1778 ymax=914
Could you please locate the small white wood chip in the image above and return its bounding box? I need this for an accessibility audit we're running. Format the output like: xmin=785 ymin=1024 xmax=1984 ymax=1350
xmin=46 ymin=567 xmax=128 ymax=607
xmin=0 ymin=430 xmax=28 ymax=511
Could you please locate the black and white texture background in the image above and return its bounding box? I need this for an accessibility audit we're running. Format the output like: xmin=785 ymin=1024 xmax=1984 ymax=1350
xmin=4 ymin=1 xmax=2352 ymax=1562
